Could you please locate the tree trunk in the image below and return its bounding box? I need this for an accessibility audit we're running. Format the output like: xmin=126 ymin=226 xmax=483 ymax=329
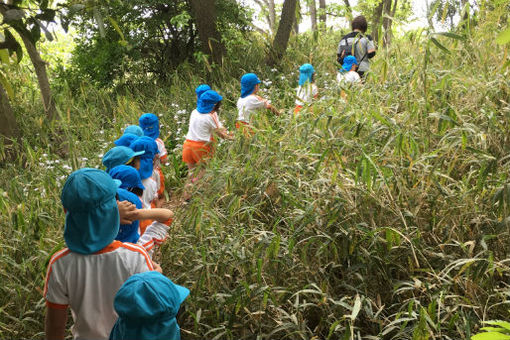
xmin=254 ymin=0 xmax=277 ymax=34
xmin=319 ymin=0 xmax=327 ymax=24
xmin=268 ymin=0 xmax=297 ymax=65
xmin=0 ymin=81 xmax=19 ymax=140
xmin=17 ymin=33 xmax=57 ymax=120
xmin=310 ymin=0 xmax=318 ymax=32
xmin=189 ymin=0 xmax=225 ymax=65
xmin=268 ymin=0 xmax=276 ymax=33
xmin=382 ymin=0 xmax=397 ymax=46
xmin=293 ymin=0 xmax=301 ymax=34
xmin=372 ymin=0 xmax=384 ymax=43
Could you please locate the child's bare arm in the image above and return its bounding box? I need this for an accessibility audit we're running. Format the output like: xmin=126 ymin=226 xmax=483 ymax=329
xmin=214 ymin=128 xmax=234 ymax=140
xmin=45 ymin=306 xmax=68 ymax=340
xmin=135 ymin=208 xmax=174 ymax=223
xmin=268 ymin=104 xmax=281 ymax=116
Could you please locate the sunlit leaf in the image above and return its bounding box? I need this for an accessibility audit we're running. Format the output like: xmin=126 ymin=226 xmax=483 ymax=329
xmin=0 ymin=71 xmax=14 ymax=99
xmin=496 ymin=28 xmax=510 ymax=45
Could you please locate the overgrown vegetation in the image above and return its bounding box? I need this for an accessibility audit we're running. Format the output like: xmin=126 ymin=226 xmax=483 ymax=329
xmin=1 ymin=2 xmax=510 ymax=339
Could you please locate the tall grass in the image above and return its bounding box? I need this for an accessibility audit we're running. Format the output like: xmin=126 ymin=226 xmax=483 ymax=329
xmin=1 ymin=8 xmax=510 ymax=339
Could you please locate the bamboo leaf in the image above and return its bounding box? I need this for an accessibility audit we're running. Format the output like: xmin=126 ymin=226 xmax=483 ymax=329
xmin=349 ymin=295 xmax=361 ymax=321
xmin=430 ymin=37 xmax=450 ymax=54
xmin=485 ymin=321 xmax=510 ymax=331
xmin=108 ymin=17 xmax=126 ymax=42
xmin=496 ymin=28 xmax=510 ymax=45
xmin=435 ymin=32 xmax=466 ymax=40
xmin=0 ymin=49 xmax=9 ymax=64
xmin=471 ymin=332 xmax=510 ymax=340
xmin=0 ymin=71 xmax=14 ymax=99
xmin=93 ymin=8 xmax=106 ymax=38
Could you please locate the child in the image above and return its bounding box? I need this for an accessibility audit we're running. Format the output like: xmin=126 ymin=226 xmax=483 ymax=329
xmin=294 ymin=63 xmax=319 ymax=115
xmin=124 ymin=125 xmax=144 ymax=137
xmin=109 ymin=165 xmax=173 ymax=255
xmin=44 ymin=168 xmax=156 ymax=340
xmin=130 ymin=136 xmax=160 ymax=234
xmin=139 ymin=113 xmax=167 ymax=198
xmin=102 ymin=146 xmax=145 ymax=172
xmin=182 ymin=90 xmax=232 ymax=175
xmin=236 ymin=73 xmax=280 ymax=133
xmin=336 ymin=55 xmax=361 ymax=85
xmin=195 ymin=84 xmax=211 ymax=103
xmin=110 ymin=271 xmax=189 ymax=340
xmin=114 ymin=133 xmax=139 ymax=148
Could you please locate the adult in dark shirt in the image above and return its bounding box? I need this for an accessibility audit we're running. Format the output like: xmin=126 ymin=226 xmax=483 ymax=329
xmin=337 ymin=15 xmax=376 ymax=78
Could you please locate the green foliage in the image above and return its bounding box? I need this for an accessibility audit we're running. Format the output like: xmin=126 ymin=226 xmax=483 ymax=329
xmin=64 ymin=0 xmax=252 ymax=87
xmin=2 ymin=3 xmax=510 ymax=340
xmin=472 ymin=320 xmax=510 ymax=340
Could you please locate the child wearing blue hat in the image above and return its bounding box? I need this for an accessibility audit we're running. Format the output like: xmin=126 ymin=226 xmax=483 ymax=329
xmin=236 ymin=73 xmax=280 ymax=134
xmin=103 ymin=146 xmax=145 ymax=172
xmin=337 ymin=55 xmax=361 ymax=85
xmin=139 ymin=113 xmax=168 ymax=199
xmin=294 ymin=63 xmax=319 ymax=115
xmin=124 ymin=125 xmax=144 ymax=137
xmin=130 ymin=136 xmax=161 ymax=234
xmin=109 ymin=165 xmax=173 ymax=256
xmin=182 ymin=89 xmax=232 ymax=199
xmin=195 ymin=84 xmax=211 ymax=104
xmin=109 ymin=271 xmax=189 ymax=340
xmin=44 ymin=168 xmax=157 ymax=340
xmin=114 ymin=133 xmax=139 ymax=148
xmin=183 ymin=90 xmax=232 ymax=170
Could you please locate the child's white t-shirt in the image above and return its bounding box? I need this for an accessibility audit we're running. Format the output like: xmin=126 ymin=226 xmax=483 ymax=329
xmin=155 ymin=138 xmax=167 ymax=161
xmin=185 ymin=109 xmax=223 ymax=142
xmin=151 ymin=169 xmax=161 ymax=194
xmin=295 ymin=83 xmax=319 ymax=106
xmin=141 ymin=177 xmax=158 ymax=209
xmin=337 ymin=71 xmax=361 ymax=85
xmin=237 ymin=94 xmax=269 ymax=123
xmin=44 ymin=242 xmax=153 ymax=340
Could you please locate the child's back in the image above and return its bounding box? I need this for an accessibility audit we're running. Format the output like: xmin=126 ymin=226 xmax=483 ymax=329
xmin=44 ymin=169 xmax=154 ymax=340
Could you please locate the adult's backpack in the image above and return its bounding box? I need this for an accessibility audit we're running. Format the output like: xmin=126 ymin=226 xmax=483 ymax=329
xmin=337 ymin=32 xmax=366 ymax=65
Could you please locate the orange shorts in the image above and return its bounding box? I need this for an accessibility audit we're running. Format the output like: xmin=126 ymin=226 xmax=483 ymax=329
xmin=182 ymin=139 xmax=212 ymax=165
xmin=235 ymin=121 xmax=254 ymax=136
xmin=293 ymin=105 xmax=303 ymax=115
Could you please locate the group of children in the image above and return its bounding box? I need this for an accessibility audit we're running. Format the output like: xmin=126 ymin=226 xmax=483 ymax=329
xmin=43 ymin=61 xmax=364 ymax=340
xmin=44 ymin=113 xmax=188 ymax=340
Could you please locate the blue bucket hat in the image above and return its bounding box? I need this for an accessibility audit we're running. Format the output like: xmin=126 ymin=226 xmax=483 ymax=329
xmin=110 ymin=271 xmax=189 ymax=340
xmin=342 ymin=55 xmax=358 ymax=72
xmin=61 ymin=168 xmax=121 ymax=255
xmin=197 ymin=90 xmax=223 ymax=114
xmin=240 ymin=73 xmax=261 ymax=98
xmin=115 ymin=188 xmax=142 ymax=244
xmin=139 ymin=113 xmax=160 ymax=140
xmin=114 ymin=133 xmax=139 ymax=147
xmin=109 ymin=165 xmax=145 ymax=191
xmin=130 ymin=137 xmax=159 ymax=180
xmin=299 ymin=63 xmax=315 ymax=86
xmin=103 ymin=146 xmax=145 ymax=172
xmin=195 ymin=84 xmax=211 ymax=102
xmin=124 ymin=125 xmax=144 ymax=137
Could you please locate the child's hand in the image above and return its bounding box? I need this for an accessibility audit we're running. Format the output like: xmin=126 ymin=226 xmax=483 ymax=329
xmin=117 ymin=200 xmax=137 ymax=224
xmin=152 ymin=261 xmax=163 ymax=273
